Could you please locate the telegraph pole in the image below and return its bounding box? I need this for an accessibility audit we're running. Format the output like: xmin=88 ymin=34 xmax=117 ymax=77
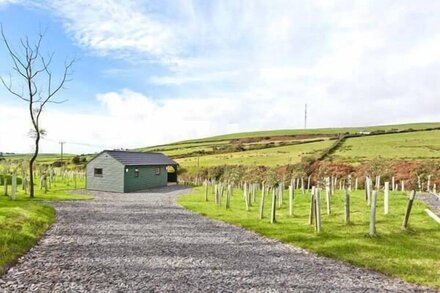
xmin=304 ymin=103 xmax=308 ymax=129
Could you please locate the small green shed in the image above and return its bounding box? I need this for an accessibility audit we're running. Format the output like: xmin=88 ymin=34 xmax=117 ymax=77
xmin=86 ymin=150 xmax=178 ymax=193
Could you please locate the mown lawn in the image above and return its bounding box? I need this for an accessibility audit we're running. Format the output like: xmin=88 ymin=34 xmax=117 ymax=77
xmin=178 ymin=187 xmax=440 ymax=288
xmin=0 ymin=178 xmax=92 ymax=274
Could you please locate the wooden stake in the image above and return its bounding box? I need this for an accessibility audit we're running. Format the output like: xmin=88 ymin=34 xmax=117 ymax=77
xmin=369 ymin=190 xmax=378 ymax=236
xmin=11 ymin=174 xmax=17 ymax=200
xmin=245 ymin=184 xmax=250 ymax=211
xmin=278 ymin=183 xmax=283 ymax=208
xmin=226 ymin=184 xmax=231 ymax=209
xmin=301 ymin=178 xmax=305 ymax=194
xmin=308 ymin=187 xmax=315 ymax=225
xmin=288 ymin=185 xmax=294 ymax=216
xmin=259 ymin=185 xmax=266 ymax=219
xmin=325 ymin=187 xmax=331 ymax=215
xmin=402 ymin=190 xmax=416 ymax=230
xmin=270 ymin=188 xmax=276 ymax=224
xmin=366 ymin=177 xmax=371 ymax=205
xmin=344 ymin=189 xmax=350 ymax=225
xmin=4 ymin=177 xmax=8 ymax=196
xmin=384 ymin=182 xmax=389 ymax=215
xmin=315 ymin=188 xmax=321 ymax=233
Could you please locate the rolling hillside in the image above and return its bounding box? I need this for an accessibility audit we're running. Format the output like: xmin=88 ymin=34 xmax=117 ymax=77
xmin=137 ymin=122 xmax=440 ymax=172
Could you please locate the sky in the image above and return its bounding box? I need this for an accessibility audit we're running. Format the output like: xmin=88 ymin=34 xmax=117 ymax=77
xmin=0 ymin=0 xmax=440 ymax=154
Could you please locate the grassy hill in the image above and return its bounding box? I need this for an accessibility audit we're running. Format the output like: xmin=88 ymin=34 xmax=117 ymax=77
xmin=4 ymin=122 xmax=440 ymax=172
xmin=177 ymin=140 xmax=334 ymax=172
xmin=1 ymin=153 xmax=77 ymax=163
xmin=332 ymin=130 xmax=440 ymax=163
xmin=175 ymin=122 xmax=440 ymax=143
xmin=136 ymin=122 xmax=440 ymax=173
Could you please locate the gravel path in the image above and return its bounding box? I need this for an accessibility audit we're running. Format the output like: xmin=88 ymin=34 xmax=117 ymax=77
xmin=0 ymin=186 xmax=433 ymax=292
xmin=419 ymin=193 xmax=440 ymax=215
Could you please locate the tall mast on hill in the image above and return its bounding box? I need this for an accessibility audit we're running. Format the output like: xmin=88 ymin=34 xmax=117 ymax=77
xmin=304 ymin=103 xmax=308 ymax=129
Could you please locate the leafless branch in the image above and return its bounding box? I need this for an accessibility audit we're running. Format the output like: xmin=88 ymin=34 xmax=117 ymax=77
xmin=0 ymin=24 xmax=75 ymax=198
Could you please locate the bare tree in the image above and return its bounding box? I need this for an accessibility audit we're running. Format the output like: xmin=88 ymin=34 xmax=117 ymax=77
xmin=0 ymin=25 xmax=74 ymax=198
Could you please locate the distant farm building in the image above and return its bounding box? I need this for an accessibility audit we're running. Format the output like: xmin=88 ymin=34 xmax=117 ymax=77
xmin=358 ymin=130 xmax=371 ymax=135
xmin=86 ymin=150 xmax=178 ymax=193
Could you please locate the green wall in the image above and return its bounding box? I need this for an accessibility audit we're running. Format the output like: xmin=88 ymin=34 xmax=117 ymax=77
xmin=86 ymin=153 xmax=124 ymax=193
xmin=124 ymin=165 xmax=168 ymax=192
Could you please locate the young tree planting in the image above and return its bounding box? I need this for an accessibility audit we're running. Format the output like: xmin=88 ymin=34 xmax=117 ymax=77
xmin=0 ymin=26 xmax=75 ymax=197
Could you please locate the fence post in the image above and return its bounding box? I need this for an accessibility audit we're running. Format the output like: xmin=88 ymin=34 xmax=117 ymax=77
xmin=369 ymin=190 xmax=377 ymax=236
xmin=289 ymin=185 xmax=294 ymax=216
xmin=270 ymin=188 xmax=277 ymax=224
xmin=259 ymin=185 xmax=266 ymax=220
xmin=384 ymin=182 xmax=389 ymax=215
xmin=309 ymin=186 xmax=315 ymax=225
xmin=325 ymin=187 xmax=331 ymax=215
xmin=402 ymin=190 xmax=416 ymax=230
xmin=344 ymin=189 xmax=350 ymax=225
xmin=226 ymin=184 xmax=231 ymax=209
xmin=301 ymin=178 xmax=305 ymax=194
xmin=315 ymin=188 xmax=321 ymax=233
xmin=11 ymin=174 xmax=17 ymax=200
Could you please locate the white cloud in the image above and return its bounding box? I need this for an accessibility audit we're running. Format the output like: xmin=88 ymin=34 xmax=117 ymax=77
xmin=2 ymin=1 xmax=440 ymax=153
xmin=0 ymin=0 xmax=20 ymax=6
xmin=39 ymin=0 xmax=182 ymax=63
xmin=2 ymin=85 xmax=440 ymax=154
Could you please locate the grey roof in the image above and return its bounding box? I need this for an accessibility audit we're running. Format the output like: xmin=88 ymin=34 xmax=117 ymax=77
xmin=104 ymin=150 xmax=177 ymax=166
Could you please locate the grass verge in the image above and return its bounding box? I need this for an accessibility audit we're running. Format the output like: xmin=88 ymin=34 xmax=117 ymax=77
xmin=0 ymin=181 xmax=92 ymax=274
xmin=178 ymin=187 xmax=440 ymax=288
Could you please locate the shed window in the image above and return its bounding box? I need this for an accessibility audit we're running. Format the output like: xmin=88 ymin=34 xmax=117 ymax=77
xmin=94 ymin=168 xmax=103 ymax=177
xmin=134 ymin=169 xmax=139 ymax=177
xmin=155 ymin=167 xmax=161 ymax=175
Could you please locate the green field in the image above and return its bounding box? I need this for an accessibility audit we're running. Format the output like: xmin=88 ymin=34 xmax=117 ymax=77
xmin=332 ymin=130 xmax=440 ymax=162
xmin=178 ymin=187 xmax=440 ymax=288
xmin=2 ymin=153 xmax=76 ymax=163
xmin=176 ymin=140 xmax=333 ymax=171
xmin=178 ymin=122 xmax=440 ymax=143
xmin=0 ymin=176 xmax=91 ymax=274
xmin=132 ymin=122 xmax=440 ymax=173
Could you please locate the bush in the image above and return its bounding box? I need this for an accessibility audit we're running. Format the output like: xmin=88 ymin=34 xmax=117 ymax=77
xmin=72 ymin=156 xmax=81 ymax=164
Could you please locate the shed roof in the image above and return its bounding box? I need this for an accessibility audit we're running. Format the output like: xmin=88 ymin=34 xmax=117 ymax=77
xmin=103 ymin=150 xmax=177 ymax=166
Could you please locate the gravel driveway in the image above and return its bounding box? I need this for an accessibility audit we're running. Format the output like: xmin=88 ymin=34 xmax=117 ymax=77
xmin=0 ymin=186 xmax=433 ymax=292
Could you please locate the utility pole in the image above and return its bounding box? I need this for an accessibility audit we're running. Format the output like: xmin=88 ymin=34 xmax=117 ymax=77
xmin=304 ymin=103 xmax=308 ymax=129
xmin=60 ymin=141 xmax=65 ymax=163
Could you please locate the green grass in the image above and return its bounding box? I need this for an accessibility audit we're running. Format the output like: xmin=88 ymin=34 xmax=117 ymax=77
xmin=133 ymin=122 xmax=440 ymax=172
xmin=178 ymin=122 xmax=440 ymax=143
xmin=176 ymin=140 xmax=333 ymax=171
xmin=332 ymin=130 xmax=440 ymax=163
xmin=0 ymin=176 xmax=92 ymax=274
xmin=178 ymin=187 xmax=440 ymax=288
xmin=0 ymin=196 xmax=55 ymax=274
xmin=2 ymin=153 xmax=76 ymax=163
